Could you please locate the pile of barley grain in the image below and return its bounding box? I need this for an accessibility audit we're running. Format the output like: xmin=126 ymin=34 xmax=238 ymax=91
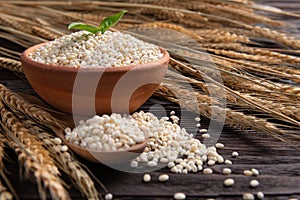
xmin=29 ymin=31 xmax=163 ymax=68
xmin=65 ymin=113 xmax=145 ymax=151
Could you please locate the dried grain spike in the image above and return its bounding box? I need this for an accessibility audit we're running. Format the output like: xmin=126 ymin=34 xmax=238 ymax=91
xmin=204 ymin=48 xmax=281 ymax=64
xmin=0 ymin=101 xmax=70 ymax=200
xmin=0 ymin=84 xmax=64 ymax=130
xmin=155 ymin=83 xmax=289 ymax=141
xmin=0 ymin=132 xmax=18 ymax=200
xmin=0 ymin=57 xmax=23 ymax=73
xmin=252 ymin=26 xmax=300 ymax=49
xmin=206 ymin=43 xmax=300 ymax=65
xmin=197 ymin=29 xmax=250 ymax=43
xmin=187 ymin=2 xmax=282 ymax=26
xmin=32 ymin=26 xmax=60 ymax=40
xmin=135 ymin=22 xmax=203 ymax=42
xmin=23 ymin=120 xmax=100 ymax=200
xmin=166 ymin=70 xmax=300 ymax=124
xmin=0 ymin=133 xmax=6 ymax=167
xmin=0 ymin=15 xmax=32 ymax=34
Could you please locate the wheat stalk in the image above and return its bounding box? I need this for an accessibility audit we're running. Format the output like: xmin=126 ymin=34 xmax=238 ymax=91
xmin=131 ymin=22 xmax=204 ymax=42
xmin=0 ymin=86 xmax=109 ymax=199
xmin=196 ymin=29 xmax=250 ymax=43
xmin=251 ymin=26 xmax=300 ymax=49
xmin=167 ymin=63 xmax=300 ymax=127
xmin=22 ymin=119 xmax=101 ymax=200
xmin=184 ymin=1 xmax=282 ymax=26
xmin=0 ymin=57 xmax=23 ymax=73
xmin=0 ymin=101 xmax=70 ymax=200
xmin=170 ymin=50 xmax=300 ymax=101
xmin=201 ymin=43 xmax=300 ymax=65
xmin=155 ymin=83 xmax=294 ymax=141
xmin=166 ymin=71 xmax=300 ymax=123
xmin=0 ymin=84 xmax=64 ymax=130
xmin=0 ymin=132 xmax=18 ymax=200
xmin=0 ymin=14 xmax=32 ymax=34
xmin=204 ymin=48 xmax=282 ymax=64
xmin=32 ymin=26 xmax=60 ymax=40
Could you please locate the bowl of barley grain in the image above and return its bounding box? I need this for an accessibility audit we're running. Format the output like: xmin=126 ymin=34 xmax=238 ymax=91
xmin=21 ymin=30 xmax=169 ymax=115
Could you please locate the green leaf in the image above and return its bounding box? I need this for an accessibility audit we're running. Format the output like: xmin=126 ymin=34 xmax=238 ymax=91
xmin=99 ymin=10 xmax=127 ymax=34
xmin=68 ymin=22 xmax=100 ymax=34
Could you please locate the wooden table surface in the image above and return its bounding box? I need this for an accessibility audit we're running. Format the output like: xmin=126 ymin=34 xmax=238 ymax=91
xmin=1 ymin=1 xmax=300 ymax=200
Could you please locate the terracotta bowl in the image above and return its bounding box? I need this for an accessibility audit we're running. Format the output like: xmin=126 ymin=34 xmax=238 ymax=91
xmin=21 ymin=42 xmax=169 ymax=115
xmin=53 ymin=127 xmax=148 ymax=164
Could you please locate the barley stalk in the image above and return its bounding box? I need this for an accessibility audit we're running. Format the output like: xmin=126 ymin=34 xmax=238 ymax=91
xmin=22 ymin=119 xmax=101 ymax=200
xmin=0 ymin=14 xmax=32 ymax=34
xmin=196 ymin=29 xmax=250 ymax=43
xmin=32 ymin=26 xmax=60 ymax=41
xmin=0 ymin=101 xmax=70 ymax=200
xmin=155 ymin=83 xmax=294 ymax=141
xmin=0 ymin=57 xmax=23 ymax=73
xmin=0 ymin=131 xmax=19 ymax=200
xmin=201 ymin=43 xmax=300 ymax=65
xmin=131 ymin=22 xmax=204 ymax=42
xmin=0 ymin=132 xmax=7 ymax=168
xmin=0 ymin=85 xmax=104 ymax=199
xmin=206 ymin=53 xmax=300 ymax=88
xmin=170 ymin=51 xmax=300 ymax=101
xmin=204 ymin=48 xmax=282 ymax=64
xmin=166 ymin=68 xmax=300 ymax=126
xmin=185 ymin=1 xmax=282 ymax=26
xmin=0 ymin=84 xmax=64 ymax=130
xmin=252 ymin=26 xmax=300 ymax=49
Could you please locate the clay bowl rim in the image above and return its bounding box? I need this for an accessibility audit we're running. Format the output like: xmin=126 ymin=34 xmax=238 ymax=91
xmin=21 ymin=42 xmax=170 ymax=73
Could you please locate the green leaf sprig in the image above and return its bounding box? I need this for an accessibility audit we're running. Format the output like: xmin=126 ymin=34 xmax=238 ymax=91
xmin=68 ymin=10 xmax=127 ymax=34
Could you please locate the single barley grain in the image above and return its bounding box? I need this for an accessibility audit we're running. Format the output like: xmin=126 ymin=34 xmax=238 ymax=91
xmin=105 ymin=193 xmax=113 ymax=200
xmin=243 ymin=193 xmax=255 ymax=200
xmin=215 ymin=143 xmax=224 ymax=149
xmin=143 ymin=174 xmax=151 ymax=182
xmin=203 ymin=168 xmax=213 ymax=175
xmin=251 ymin=168 xmax=259 ymax=176
xmin=222 ymin=168 xmax=232 ymax=175
xmin=232 ymin=151 xmax=239 ymax=157
xmin=225 ymin=159 xmax=232 ymax=165
xmin=250 ymin=180 xmax=259 ymax=188
xmin=224 ymin=178 xmax=235 ymax=187
xmin=256 ymin=191 xmax=264 ymax=199
xmin=199 ymin=129 xmax=207 ymax=133
xmin=158 ymin=174 xmax=169 ymax=182
xmin=243 ymin=170 xmax=253 ymax=176
xmin=174 ymin=192 xmax=186 ymax=200
xmin=195 ymin=117 xmax=201 ymax=122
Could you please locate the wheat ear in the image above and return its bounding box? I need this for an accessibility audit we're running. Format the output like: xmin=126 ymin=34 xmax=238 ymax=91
xmin=0 ymin=101 xmax=70 ymax=200
xmin=252 ymin=26 xmax=300 ymax=49
xmin=32 ymin=26 xmax=60 ymax=40
xmin=22 ymin=119 xmax=101 ymax=200
xmin=155 ymin=83 xmax=295 ymax=141
xmin=197 ymin=29 xmax=250 ymax=43
xmin=0 ymin=84 xmax=64 ymax=130
xmin=166 ymin=68 xmax=300 ymax=126
xmin=132 ymin=22 xmax=204 ymax=42
xmin=0 ymin=57 xmax=23 ymax=73
xmin=0 ymin=131 xmax=19 ymax=200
